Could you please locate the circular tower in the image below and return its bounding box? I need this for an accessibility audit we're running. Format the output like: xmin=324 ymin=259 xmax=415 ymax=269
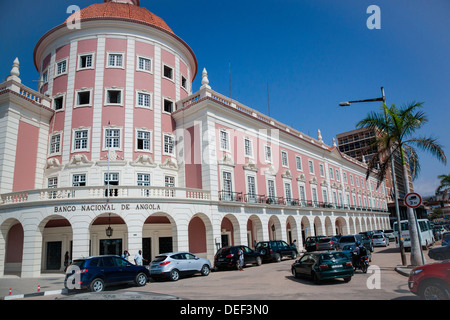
xmin=33 ymin=0 xmax=197 ymax=190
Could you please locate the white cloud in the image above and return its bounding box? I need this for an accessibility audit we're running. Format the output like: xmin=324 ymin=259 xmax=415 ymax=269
xmin=412 ymin=177 xmax=439 ymax=196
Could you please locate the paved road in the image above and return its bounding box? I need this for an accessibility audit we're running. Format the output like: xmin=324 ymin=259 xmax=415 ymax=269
xmin=1 ymin=246 xmax=425 ymax=301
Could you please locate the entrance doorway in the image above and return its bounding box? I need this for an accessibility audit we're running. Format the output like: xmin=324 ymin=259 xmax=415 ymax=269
xmin=99 ymin=239 xmax=122 ymax=255
xmin=46 ymin=241 xmax=62 ymax=270
xmin=142 ymin=238 xmax=151 ymax=265
xmin=159 ymin=237 xmax=173 ymax=254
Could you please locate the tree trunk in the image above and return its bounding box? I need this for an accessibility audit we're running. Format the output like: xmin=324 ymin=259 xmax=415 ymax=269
xmin=402 ymin=162 xmax=423 ymax=266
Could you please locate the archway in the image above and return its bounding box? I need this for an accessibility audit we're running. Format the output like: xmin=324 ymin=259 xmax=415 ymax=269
xmin=188 ymin=213 xmax=213 ymax=259
xmin=324 ymin=216 xmax=333 ymax=236
xmin=335 ymin=216 xmax=348 ymax=235
xmin=247 ymin=215 xmax=263 ymax=249
xmin=268 ymin=216 xmax=282 ymax=241
xmin=1 ymin=218 xmax=24 ymax=276
xmin=142 ymin=212 xmax=176 ymax=262
xmin=313 ymin=216 xmax=323 ymax=236
xmin=220 ymin=214 xmax=240 ymax=247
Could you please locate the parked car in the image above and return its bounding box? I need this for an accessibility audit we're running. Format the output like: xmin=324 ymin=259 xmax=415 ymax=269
xmin=149 ymin=252 xmax=211 ymax=281
xmin=408 ymin=260 xmax=450 ymax=300
xmin=64 ymin=255 xmax=150 ymax=292
xmin=442 ymin=232 xmax=450 ymax=246
xmin=255 ymin=240 xmax=298 ymax=262
xmin=291 ymin=251 xmax=353 ymax=284
xmin=339 ymin=234 xmax=372 ymax=252
xmin=214 ymin=245 xmax=263 ymax=270
xmin=372 ymin=233 xmax=389 ymax=247
xmin=383 ymin=229 xmax=396 ymax=242
xmin=428 ymin=245 xmax=450 ymax=261
xmin=315 ymin=237 xmax=339 ymax=251
xmin=359 ymin=233 xmax=374 ymax=252
xmin=304 ymin=236 xmax=326 ymax=252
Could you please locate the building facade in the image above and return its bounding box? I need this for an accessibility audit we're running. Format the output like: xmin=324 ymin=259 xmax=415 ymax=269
xmin=0 ymin=0 xmax=390 ymax=278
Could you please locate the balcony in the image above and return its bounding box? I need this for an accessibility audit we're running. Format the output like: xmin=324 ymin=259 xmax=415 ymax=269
xmin=0 ymin=186 xmax=211 ymax=205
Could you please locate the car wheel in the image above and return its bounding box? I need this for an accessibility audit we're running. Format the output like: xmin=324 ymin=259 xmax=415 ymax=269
xmin=255 ymin=256 xmax=262 ymax=266
xmin=169 ymin=269 xmax=180 ymax=281
xmin=420 ymin=281 xmax=450 ymax=300
xmin=135 ymin=272 xmax=147 ymax=286
xmin=90 ymin=278 xmax=104 ymax=292
xmin=275 ymin=253 xmax=281 ymax=262
xmin=343 ymin=276 xmax=352 ymax=283
xmin=201 ymin=264 xmax=210 ymax=276
xmin=291 ymin=251 xmax=297 ymax=259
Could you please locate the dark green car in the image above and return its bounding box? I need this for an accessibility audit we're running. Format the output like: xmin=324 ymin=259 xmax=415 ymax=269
xmin=291 ymin=251 xmax=354 ymax=284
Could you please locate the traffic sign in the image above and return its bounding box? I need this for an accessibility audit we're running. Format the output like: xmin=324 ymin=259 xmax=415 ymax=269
xmin=404 ymin=192 xmax=422 ymax=208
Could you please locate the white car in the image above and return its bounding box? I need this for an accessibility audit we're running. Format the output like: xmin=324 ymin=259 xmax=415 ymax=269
xmin=372 ymin=233 xmax=389 ymax=247
xmin=149 ymin=252 xmax=211 ymax=281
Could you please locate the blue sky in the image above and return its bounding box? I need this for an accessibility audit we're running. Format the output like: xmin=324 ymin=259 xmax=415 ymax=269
xmin=1 ymin=0 xmax=449 ymax=196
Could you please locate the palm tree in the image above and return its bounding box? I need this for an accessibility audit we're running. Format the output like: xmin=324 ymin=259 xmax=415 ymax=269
xmin=436 ymin=173 xmax=450 ymax=199
xmin=357 ymin=102 xmax=446 ymax=266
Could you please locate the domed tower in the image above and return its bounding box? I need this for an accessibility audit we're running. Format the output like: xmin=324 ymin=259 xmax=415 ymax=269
xmin=33 ymin=0 xmax=197 ymax=190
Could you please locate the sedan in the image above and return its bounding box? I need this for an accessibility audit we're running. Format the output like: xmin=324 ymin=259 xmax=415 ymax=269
xmin=291 ymin=251 xmax=353 ymax=284
xmin=428 ymin=245 xmax=450 ymax=261
xmin=372 ymin=233 xmax=389 ymax=247
xmin=149 ymin=252 xmax=211 ymax=281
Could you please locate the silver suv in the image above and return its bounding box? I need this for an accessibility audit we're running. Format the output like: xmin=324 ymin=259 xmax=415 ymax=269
xmin=149 ymin=252 xmax=211 ymax=281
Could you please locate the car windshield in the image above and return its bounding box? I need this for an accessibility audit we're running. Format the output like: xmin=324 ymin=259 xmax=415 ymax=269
xmin=318 ymin=238 xmax=332 ymax=243
xmin=373 ymin=234 xmax=383 ymax=239
xmin=152 ymin=255 xmax=167 ymax=263
xmin=321 ymin=252 xmax=347 ymax=261
xmin=340 ymin=236 xmax=355 ymax=243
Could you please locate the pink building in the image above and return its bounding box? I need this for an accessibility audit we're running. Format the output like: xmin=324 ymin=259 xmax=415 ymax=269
xmin=0 ymin=0 xmax=389 ymax=277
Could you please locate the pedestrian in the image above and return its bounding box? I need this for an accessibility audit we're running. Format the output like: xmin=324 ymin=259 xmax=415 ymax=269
xmin=292 ymin=239 xmax=297 ymax=250
xmin=64 ymin=251 xmax=70 ymax=272
xmin=134 ymin=250 xmax=147 ymax=266
xmin=237 ymin=246 xmax=244 ymax=271
xmin=121 ymin=250 xmax=129 ymax=259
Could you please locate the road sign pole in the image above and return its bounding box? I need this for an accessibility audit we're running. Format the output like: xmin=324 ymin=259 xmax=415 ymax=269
xmin=413 ymin=208 xmax=426 ymax=265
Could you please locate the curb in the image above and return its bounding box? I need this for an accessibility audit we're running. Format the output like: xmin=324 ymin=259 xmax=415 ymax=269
xmin=2 ymin=288 xmax=68 ymax=300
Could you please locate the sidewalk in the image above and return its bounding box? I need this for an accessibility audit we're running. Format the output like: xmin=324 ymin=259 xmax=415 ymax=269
xmin=0 ymin=273 xmax=66 ymax=300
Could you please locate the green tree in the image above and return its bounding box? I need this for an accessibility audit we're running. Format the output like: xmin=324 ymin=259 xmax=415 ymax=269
xmin=436 ymin=173 xmax=450 ymax=198
xmin=357 ymin=102 xmax=446 ymax=266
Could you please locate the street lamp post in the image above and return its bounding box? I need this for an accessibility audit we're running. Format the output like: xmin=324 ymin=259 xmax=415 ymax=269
xmin=339 ymin=87 xmax=407 ymax=266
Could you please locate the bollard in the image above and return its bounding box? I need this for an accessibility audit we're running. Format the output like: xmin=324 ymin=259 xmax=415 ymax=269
xmin=9 ymin=288 xmax=11 ymax=295
xmin=37 ymin=285 xmax=40 ymax=292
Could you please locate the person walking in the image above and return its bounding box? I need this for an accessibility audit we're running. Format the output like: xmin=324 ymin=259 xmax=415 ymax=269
xmin=134 ymin=250 xmax=147 ymax=266
xmin=237 ymin=246 xmax=245 ymax=271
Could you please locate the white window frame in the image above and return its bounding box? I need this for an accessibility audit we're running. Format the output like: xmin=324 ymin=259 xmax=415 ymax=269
xmin=72 ymin=173 xmax=87 ymax=187
xmin=335 ymin=169 xmax=340 ymax=182
xmin=163 ymin=133 xmax=175 ymax=156
xmin=49 ymin=132 xmax=62 ymax=156
xmin=162 ymin=63 xmax=174 ymax=81
xmin=162 ymin=97 xmax=174 ymax=114
xmin=298 ymin=184 xmax=307 ymax=206
xmin=265 ymin=145 xmax=272 ymax=163
xmin=55 ymin=58 xmax=68 ymax=77
xmin=220 ymin=129 xmax=230 ymax=152
xmin=72 ymin=127 xmax=90 ymax=152
xmin=136 ymin=55 xmax=152 ymax=73
xmin=48 ymin=177 xmax=58 ymax=189
xmin=245 ymin=174 xmax=258 ymax=202
xmin=77 ymin=52 xmax=95 ymax=71
xmin=41 ymin=68 xmax=49 ymax=85
xmin=103 ymin=127 xmax=122 ymax=151
xmin=137 ymin=173 xmax=151 ymax=186
xmin=107 ymin=52 xmax=124 ymax=69
xmin=105 ymin=87 xmax=124 ymax=106
xmin=135 ymin=90 xmax=152 ymax=109
xmin=284 ymin=182 xmax=292 ymax=202
xmin=308 ymin=160 xmax=314 ymax=174
xmin=181 ymin=74 xmax=188 ymax=91
xmin=104 ymin=172 xmax=120 ymax=186
xmin=135 ymin=129 xmax=152 ymax=153
xmin=322 ymin=188 xmax=328 ymax=204
xmin=311 ymin=186 xmax=318 ymax=206
xmin=244 ymin=137 xmax=253 ymax=158
xmin=329 ymin=167 xmax=334 ymax=179
xmin=319 ymin=163 xmax=325 ymax=177
xmin=295 ymin=156 xmax=302 ymax=171
xmin=267 ymin=178 xmax=276 ymax=202
xmin=281 ymin=150 xmax=289 ymax=168
xmin=75 ymin=88 xmax=93 ymax=107
xmin=52 ymin=93 xmax=65 ymax=112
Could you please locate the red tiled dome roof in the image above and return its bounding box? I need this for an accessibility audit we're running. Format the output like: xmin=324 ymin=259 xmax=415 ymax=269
xmin=65 ymin=1 xmax=174 ymax=34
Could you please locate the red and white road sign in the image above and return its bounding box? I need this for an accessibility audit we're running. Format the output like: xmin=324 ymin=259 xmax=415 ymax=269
xmin=404 ymin=192 xmax=422 ymax=209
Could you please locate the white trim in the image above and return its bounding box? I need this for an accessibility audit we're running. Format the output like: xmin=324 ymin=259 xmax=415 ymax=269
xmin=162 ymin=62 xmax=175 ymax=82
xmin=102 ymin=126 xmax=123 ymax=151
xmin=162 ymin=133 xmax=175 ymax=156
xmin=106 ymin=52 xmax=125 ymax=69
xmin=74 ymin=88 xmax=93 ymax=108
xmin=162 ymin=96 xmax=174 ymax=114
xmin=135 ymin=128 xmax=153 ymax=153
xmin=71 ymin=127 xmax=91 ymax=153
xmin=135 ymin=90 xmax=153 ymax=109
xmin=54 ymin=58 xmax=68 ymax=78
xmin=52 ymin=93 xmax=66 ymax=112
xmin=136 ymin=55 xmax=153 ymax=73
xmin=104 ymin=87 xmax=124 ymax=106
xmin=76 ymin=52 xmax=95 ymax=71
xmin=48 ymin=131 xmax=62 ymax=156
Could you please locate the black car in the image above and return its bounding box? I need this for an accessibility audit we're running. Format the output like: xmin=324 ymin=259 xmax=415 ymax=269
xmin=304 ymin=236 xmax=326 ymax=252
xmin=255 ymin=240 xmax=298 ymax=262
xmin=291 ymin=251 xmax=354 ymax=284
xmin=64 ymin=255 xmax=150 ymax=292
xmin=214 ymin=245 xmax=263 ymax=270
xmin=428 ymin=245 xmax=450 ymax=260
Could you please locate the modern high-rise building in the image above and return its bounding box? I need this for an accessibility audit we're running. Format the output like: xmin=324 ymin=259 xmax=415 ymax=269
xmin=0 ymin=0 xmax=390 ymax=277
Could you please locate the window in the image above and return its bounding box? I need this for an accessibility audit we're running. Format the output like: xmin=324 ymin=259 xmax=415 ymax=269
xmin=244 ymin=138 xmax=252 ymax=157
xmin=352 ymin=194 xmax=357 ymax=207
xmin=105 ymin=128 xmax=121 ymax=149
xmin=265 ymin=145 xmax=272 ymax=163
xmin=73 ymin=129 xmax=89 ymax=151
xmin=181 ymin=75 xmax=187 ymax=89
xmin=73 ymin=174 xmax=86 ymax=187
xmin=53 ymin=96 xmax=64 ymax=111
xmin=137 ymin=173 xmax=150 ymax=186
xmin=56 ymin=59 xmax=67 ymax=76
xmin=319 ymin=164 xmax=324 ymax=177
xmin=137 ymin=56 xmax=152 ymax=72
xmin=108 ymin=53 xmax=123 ymax=67
xmin=137 ymin=92 xmax=151 ymax=108
xmin=105 ymin=173 xmax=119 ymax=186
xmin=356 ymin=177 xmax=360 ymax=187
xmin=336 ymin=169 xmax=340 ymax=181
xmin=220 ymin=130 xmax=229 ymax=151
xmin=247 ymin=176 xmax=256 ymax=201
xmin=267 ymin=180 xmax=276 ymax=201
xmin=281 ymin=151 xmax=288 ymax=167
xmin=76 ymin=90 xmax=91 ymax=107
xmin=42 ymin=70 xmax=48 ymax=84
xmin=333 ymin=191 xmax=338 ymax=205
xmin=50 ymin=134 xmax=61 ymax=154
xmin=343 ymin=172 xmax=347 ymax=184
xmin=296 ymin=156 xmax=302 ymax=171
xmin=285 ymin=183 xmax=292 ymax=202
xmin=322 ymin=189 xmax=328 ymax=203
xmin=163 ymin=98 xmax=174 ymax=113
xmin=312 ymin=187 xmax=318 ymax=205
xmin=350 ymin=174 xmax=354 ymax=185
xmin=48 ymin=177 xmax=58 ymax=188
xmin=106 ymin=89 xmax=122 ymax=105
xmin=329 ymin=168 xmax=334 ymax=179
xmin=136 ymin=130 xmax=151 ymax=151
xmin=79 ymin=54 xmax=93 ymax=70
xmin=164 ymin=134 xmax=174 ymax=155
xmin=361 ymin=179 xmax=365 ymax=189
xmin=163 ymin=64 xmax=173 ymax=80
xmin=165 ymin=175 xmax=175 ymax=188
xmin=299 ymin=185 xmax=306 ymax=205
xmin=308 ymin=160 xmax=314 ymax=174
